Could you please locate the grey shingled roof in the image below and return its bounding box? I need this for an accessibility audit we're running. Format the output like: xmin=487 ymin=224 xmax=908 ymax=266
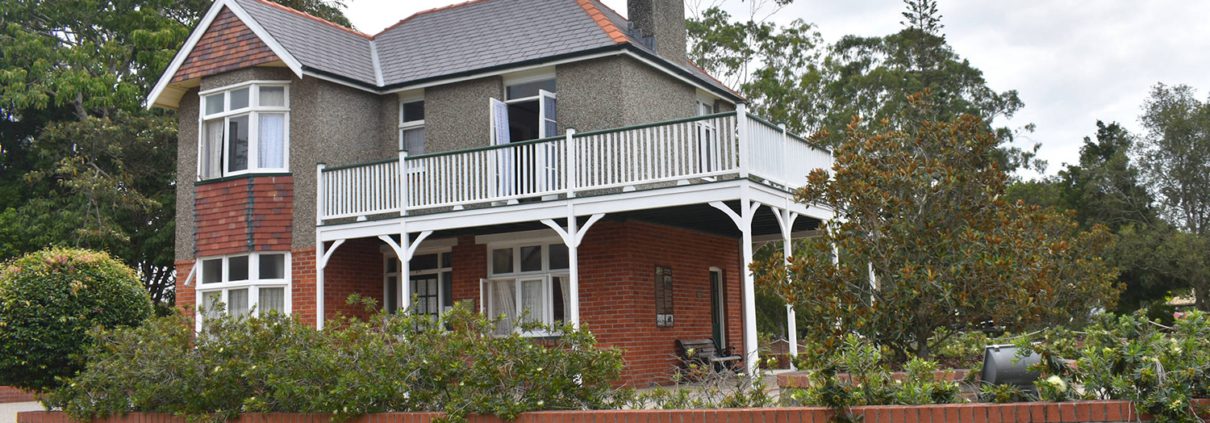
xmin=227 ymin=0 xmax=738 ymax=97
xmin=233 ymin=0 xmax=378 ymax=86
xmin=373 ymin=0 xmax=619 ymax=86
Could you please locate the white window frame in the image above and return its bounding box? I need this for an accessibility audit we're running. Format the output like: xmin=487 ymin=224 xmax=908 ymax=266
xmin=197 ymin=81 xmax=291 ymax=180
xmin=502 ymin=75 xmax=558 ymax=140
xmin=194 ymin=252 xmax=292 ymax=331
xmin=382 ymin=246 xmax=452 ymax=317
xmin=398 ymin=95 xmax=426 ymax=154
xmin=481 ymin=233 xmax=570 ymax=336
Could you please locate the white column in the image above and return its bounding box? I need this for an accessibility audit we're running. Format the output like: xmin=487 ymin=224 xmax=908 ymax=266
xmin=783 ymin=225 xmax=797 ymax=366
xmin=710 ymin=199 xmax=761 ymax=375
xmin=736 ymin=104 xmax=750 ymax=179
xmin=542 ymin=212 xmax=605 ymax=330
xmin=739 ymin=200 xmax=758 ymax=375
xmin=316 ymin=240 xmax=325 ymax=329
xmin=400 ymin=226 xmax=412 ymax=312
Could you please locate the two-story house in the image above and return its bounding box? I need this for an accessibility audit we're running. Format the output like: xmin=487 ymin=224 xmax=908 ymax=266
xmin=149 ymin=0 xmax=834 ymax=385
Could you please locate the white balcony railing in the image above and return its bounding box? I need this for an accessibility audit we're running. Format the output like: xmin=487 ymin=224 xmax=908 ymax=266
xmin=317 ymin=109 xmax=831 ymax=222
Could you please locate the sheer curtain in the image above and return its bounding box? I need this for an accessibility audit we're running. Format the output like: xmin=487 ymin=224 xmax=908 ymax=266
xmin=258 ymin=113 xmax=285 ymax=168
xmin=491 ymin=280 xmax=516 ymax=335
xmin=558 ymin=276 xmax=570 ymax=323
xmin=202 ymin=120 xmax=223 ymax=178
xmin=521 ymin=279 xmax=544 ymax=325
xmin=259 ymin=287 xmax=284 ymax=315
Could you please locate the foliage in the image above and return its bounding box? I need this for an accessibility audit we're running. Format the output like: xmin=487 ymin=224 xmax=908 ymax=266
xmin=930 ymin=328 xmax=992 ymax=370
xmin=0 ymin=248 xmax=153 ymax=392
xmin=781 ymin=335 xmax=959 ymax=411
xmin=755 ymin=95 xmax=1121 ymax=361
xmin=49 ymin=301 xmax=625 ymax=423
xmin=0 ymin=0 xmax=350 ymax=305
xmin=1136 ymin=84 xmax=1210 ymax=310
xmin=686 ymin=0 xmax=1036 ymax=171
xmin=630 ymin=357 xmax=774 ymax=410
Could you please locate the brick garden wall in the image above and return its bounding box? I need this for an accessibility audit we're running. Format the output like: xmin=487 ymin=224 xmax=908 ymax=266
xmin=19 ymin=400 xmax=1210 ymax=423
xmin=0 ymin=386 xmax=34 ymax=404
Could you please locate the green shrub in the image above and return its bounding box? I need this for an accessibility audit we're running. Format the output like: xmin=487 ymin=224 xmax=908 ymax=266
xmin=0 ymin=248 xmax=153 ymax=391
xmin=49 ymin=301 xmax=625 ymax=423
xmin=780 ymin=335 xmax=960 ymax=411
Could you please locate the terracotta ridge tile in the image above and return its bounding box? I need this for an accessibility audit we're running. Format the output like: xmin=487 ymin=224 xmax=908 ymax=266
xmin=577 ymin=0 xmax=628 ymax=44
xmin=248 ymin=0 xmax=371 ymax=39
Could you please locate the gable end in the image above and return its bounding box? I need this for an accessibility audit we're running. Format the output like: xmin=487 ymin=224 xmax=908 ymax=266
xmin=172 ymin=7 xmax=281 ymax=83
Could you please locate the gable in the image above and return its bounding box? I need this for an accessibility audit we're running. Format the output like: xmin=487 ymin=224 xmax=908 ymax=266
xmin=171 ymin=7 xmax=281 ymax=83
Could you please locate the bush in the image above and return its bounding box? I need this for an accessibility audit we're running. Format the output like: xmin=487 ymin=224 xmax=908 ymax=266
xmin=0 ymin=248 xmax=153 ymax=391
xmin=780 ymin=335 xmax=960 ymax=411
xmin=49 ymin=301 xmax=625 ymax=423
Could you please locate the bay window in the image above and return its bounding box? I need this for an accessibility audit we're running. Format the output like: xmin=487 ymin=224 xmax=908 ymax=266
xmin=482 ymin=241 xmax=570 ymax=336
xmin=196 ymin=252 xmax=290 ymax=326
xmin=199 ymin=82 xmax=289 ymax=180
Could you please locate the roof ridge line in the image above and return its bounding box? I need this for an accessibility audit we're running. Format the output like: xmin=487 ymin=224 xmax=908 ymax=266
xmin=576 ymin=0 xmax=628 ymax=44
xmin=371 ymin=0 xmax=492 ymax=39
xmin=249 ymin=0 xmax=371 ymax=39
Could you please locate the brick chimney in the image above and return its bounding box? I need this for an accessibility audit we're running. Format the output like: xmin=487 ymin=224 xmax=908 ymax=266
xmin=627 ymin=0 xmax=687 ymax=62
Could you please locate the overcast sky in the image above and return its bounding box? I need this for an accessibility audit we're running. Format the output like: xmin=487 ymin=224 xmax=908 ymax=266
xmin=343 ymin=0 xmax=1210 ymax=178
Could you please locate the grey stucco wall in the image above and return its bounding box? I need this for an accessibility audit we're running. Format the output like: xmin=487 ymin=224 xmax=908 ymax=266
xmin=175 ymin=89 xmax=199 ymax=261
xmin=425 ymin=76 xmax=502 ymax=152
xmin=627 ymin=0 xmax=687 ymax=62
xmin=557 ymin=58 xmax=625 ymax=133
xmin=378 ymin=95 xmax=400 ymax=155
xmin=291 ymin=76 xmax=389 ymax=248
xmin=619 ymin=56 xmax=696 ymax=125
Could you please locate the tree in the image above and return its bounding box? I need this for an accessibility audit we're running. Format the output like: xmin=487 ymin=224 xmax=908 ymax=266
xmin=0 ymin=0 xmax=350 ymax=305
xmin=755 ymin=95 xmax=1120 ymax=359
xmin=0 ymin=248 xmax=154 ymax=392
xmin=1137 ymin=83 xmax=1210 ymax=310
xmin=687 ymin=0 xmax=1038 ymax=171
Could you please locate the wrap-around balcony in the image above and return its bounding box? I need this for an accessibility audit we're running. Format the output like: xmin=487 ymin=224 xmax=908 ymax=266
xmin=316 ymin=110 xmax=832 ymax=223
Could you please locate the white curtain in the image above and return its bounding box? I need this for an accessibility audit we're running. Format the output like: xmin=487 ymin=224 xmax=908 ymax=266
xmin=490 ymin=98 xmax=513 ymax=196
xmin=228 ymin=288 xmax=249 ymax=317
xmin=558 ymin=276 xmax=570 ymax=323
xmin=491 ymin=279 xmax=516 ymax=335
xmin=202 ymin=120 xmax=223 ymax=178
xmin=258 ymin=113 xmax=285 ymax=168
xmin=259 ymin=287 xmax=285 ymax=315
xmin=521 ymin=279 xmax=544 ymax=325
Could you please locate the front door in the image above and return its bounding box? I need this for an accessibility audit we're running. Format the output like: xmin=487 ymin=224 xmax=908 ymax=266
xmin=709 ymin=268 xmax=726 ymax=350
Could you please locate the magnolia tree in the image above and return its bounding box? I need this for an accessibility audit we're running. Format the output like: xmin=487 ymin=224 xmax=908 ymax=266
xmin=756 ymin=95 xmax=1121 ymax=360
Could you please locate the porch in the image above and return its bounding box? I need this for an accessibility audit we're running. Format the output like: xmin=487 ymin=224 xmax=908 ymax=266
xmin=312 ymin=107 xmax=835 ymax=378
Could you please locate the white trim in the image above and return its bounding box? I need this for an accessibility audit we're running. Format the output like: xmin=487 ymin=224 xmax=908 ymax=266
xmin=198 ymin=79 xmax=292 ymax=96
xmin=146 ymin=0 xmax=302 ymax=110
xmin=502 ymin=70 xmax=557 ymax=89
xmin=194 ymin=252 xmax=293 ymax=330
xmin=197 ymin=82 xmax=291 ymax=180
xmin=475 ymin=229 xmax=562 ymax=246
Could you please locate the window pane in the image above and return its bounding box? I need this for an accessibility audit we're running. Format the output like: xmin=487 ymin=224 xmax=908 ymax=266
xmin=259 ymin=287 xmax=285 ymax=314
xmin=259 ymin=86 xmax=285 ymax=107
xmin=488 ymin=279 xmax=516 ymax=335
xmin=385 ymin=258 xmax=398 ymax=273
xmin=549 ymin=243 xmax=569 ymax=270
xmin=520 ymin=279 xmax=544 ymax=325
xmin=440 ymin=252 xmax=452 ymax=268
xmin=441 ymin=272 xmax=453 ymax=308
xmin=229 ymin=88 xmax=249 ymax=110
xmin=492 ymin=249 xmax=513 ymax=274
xmin=228 ymin=256 xmax=249 ymax=281
xmin=412 ymin=253 xmax=438 ymax=271
xmin=506 ymin=79 xmax=555 ymax=99
xmin=202 ymin=291 xmax=222 ymax=319
xmin=552 ymin=276 xmax=568 ymax=324
xmin=227 ymin=115 xmax=249 ymax=171
xmin=384 ymin=276 xmax=399 ymax=313
xmin=201 ymin=120 xmax=224 ymax=179
xmin=258 ymin=113 xmax=286 ymax=168
xmin=205 ymin=94 xmax=225 ymax=115
xmin=228 ymin=288 xmax=249 ymax=317
xmin=402 ymin=101 xmax=424 ymax=122
xmin=520 ymin=245 xmax=542 ymax=272
xmin=259 ymin=254 xmax=285 ymax=279
xmin=402 ymin=127 xmax=425 ymax=155
xmin=201 ymin=259 xmax=223 ymax=284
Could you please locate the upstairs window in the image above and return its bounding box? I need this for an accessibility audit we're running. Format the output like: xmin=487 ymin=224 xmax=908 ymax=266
xmin=199 ymin=83 xmax=289 ymax=180
xmin=491 ymin=77 xmax=557 ymax=144
xmin=399 ymin=98 xmax=426 ymax=155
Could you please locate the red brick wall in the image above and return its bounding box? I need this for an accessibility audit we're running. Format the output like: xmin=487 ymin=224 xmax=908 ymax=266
xmin=451 ymin=235 xmax=487 ymax=308
xmin=577 ymin=220 xmax=743 ymax=386
xmin=174 ymin=260 xmax=196 ymax=317
xmin=195 ymin=176 xmax=293 ymax=258
xmin=291 ymin=248 xmax=317 ymax=326
xmin=0 ymin=386 xmax=34 ymax=403
xmin=172 ymin=7 xmax=280 ymax=83
xmin=321 ymin=238 xmax=385 ymax=320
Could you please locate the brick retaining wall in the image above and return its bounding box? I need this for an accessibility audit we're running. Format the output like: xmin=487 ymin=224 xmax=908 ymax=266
xmin=0 ymin=387 xmax=33 ymax=404
xmin=18 ymin=400 xmax=1210 ymax=423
